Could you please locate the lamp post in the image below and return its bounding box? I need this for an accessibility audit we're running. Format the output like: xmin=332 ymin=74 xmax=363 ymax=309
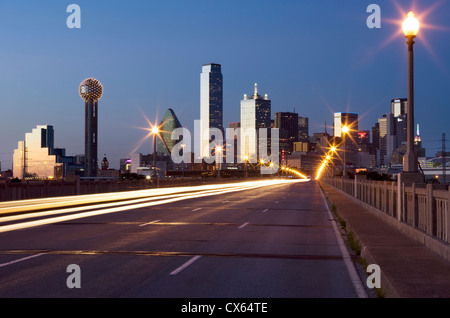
xmin=152 ymin=126 xmax=159 ymax=186
xmin=342 ymin=125 xmax=349 ymax=179
xmin=330 ymin=146 xmax=337 ymax=177
xmin=260 ymin=159 xmax=264 ymax=177
xmin=244 ymin=155 xmax=249 ymax=178
xmin=402 ymin=11 xmax=420 ymax=173
xmin=181 ymin=144 xmax=186 ymax=178
xmin=216 ymin=146 xmax=222 ymax=179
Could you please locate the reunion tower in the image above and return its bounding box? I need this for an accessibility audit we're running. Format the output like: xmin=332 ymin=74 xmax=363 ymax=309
xmin=79 ymin=78 xmax=103 ymax=177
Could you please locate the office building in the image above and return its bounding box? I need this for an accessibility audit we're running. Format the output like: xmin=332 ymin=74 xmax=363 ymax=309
xmin=333 ymin=112 xmax=359 ymax=138
xmin=274 ymin=112 xmax=298 ymax=154
xmin=156 ymin=108 xmax=183 ymax=156
xmin=356 ymin=130 xmax=371 ymax=152
xmin=200 ymin=63 xmax=223 ymax=158
xmin=13 ymin=125 xmax=63 ymax=180
xmin=391 ymin=98 xmax=407 ymax=117
xmin=79 ymin=78 xmax=103 ymax=177
xmin=298 ymin=116 xmax=309 ymax=142
xmin=240 ymin=83 xmax=271 ymax=162
xmin=378 ymin=113 xmax=396 ymax=166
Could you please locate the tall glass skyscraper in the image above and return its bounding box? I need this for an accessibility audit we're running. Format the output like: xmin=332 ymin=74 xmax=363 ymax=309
xmin=240 ymin=83 xmax=271 ymax=162
xmin=200 ymin=63 xmax=223 ymax=158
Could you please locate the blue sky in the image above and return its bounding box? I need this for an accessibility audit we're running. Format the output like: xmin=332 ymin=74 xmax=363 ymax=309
xmin=1 ymin=0 xmax=449 ymax=169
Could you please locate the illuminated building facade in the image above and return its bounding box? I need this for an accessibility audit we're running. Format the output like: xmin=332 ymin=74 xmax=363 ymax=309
xmin=13 ymin=125 xmax=63 ymax=180
xmin=240 ymin=83 xmax=271 ymax=162
xmin=391 ymin=98 xmax=407 ymax=117
xmin=200 ymin=63 xmax=223 ymax=158
xmin=333 ymin=112 xmax=359 ymax=138
xmin=79 ymin=78 xmax=103 ymax=177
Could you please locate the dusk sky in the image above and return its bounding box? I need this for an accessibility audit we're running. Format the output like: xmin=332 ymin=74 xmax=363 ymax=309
xmin=1 ymin=0 xmax=449 ymax=169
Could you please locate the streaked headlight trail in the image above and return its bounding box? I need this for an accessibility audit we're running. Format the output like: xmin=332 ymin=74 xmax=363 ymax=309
xmin=0 ymin=179 xmax=309 ymax=234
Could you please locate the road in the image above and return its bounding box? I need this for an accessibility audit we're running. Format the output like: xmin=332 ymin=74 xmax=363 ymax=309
xmin=0 ymin=179 xmax=367 ymax=299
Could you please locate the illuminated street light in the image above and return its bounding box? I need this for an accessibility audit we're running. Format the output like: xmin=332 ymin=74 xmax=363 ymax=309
xmin=342 ymin=125 xmax=349 ymax=134
xmin=150 ymin=125 xmax=160 ymax=186
xmin=342 ymin=125 xmax=349 ymax=179
xmin=402 ymin=12 xmax=420 ymax=37
xmin=244 ymin=155 xmax=249 ymax=178
xmin=259 ymin=159 xmax=265 ymax=177
xmin=402 ymin=11 xmax=420 ymax=173
xmin=216 ymin=146 xmax=222 ymax=178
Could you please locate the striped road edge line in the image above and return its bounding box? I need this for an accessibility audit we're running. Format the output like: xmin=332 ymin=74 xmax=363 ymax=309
xmin=319 ymin=188 xmax=368 ymax=298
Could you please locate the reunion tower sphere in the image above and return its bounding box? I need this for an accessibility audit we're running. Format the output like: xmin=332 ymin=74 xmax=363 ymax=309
xmin=79 ymin=78 xmax=103 ymax=101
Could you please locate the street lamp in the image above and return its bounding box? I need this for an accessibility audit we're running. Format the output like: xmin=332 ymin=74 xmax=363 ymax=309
xmin=244 ymin=155 xmax=249 ymax=178
xmin=342 ymin=125 xmax=349 ymax=179
xmin=402 ymin=11 xmax=420 ymax=173
xmin=216 ymin=146 xmax=222 ymax=178
xmin=260 ymin=159 xmax=265 ymax=177
xmin=151 ymin=126 xmax=159 ymax=186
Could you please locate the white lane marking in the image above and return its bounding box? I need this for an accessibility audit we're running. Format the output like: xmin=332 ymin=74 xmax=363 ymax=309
xmin=262 ymin=209 xmax=269 ymax=213
xmin=192 ymin=208 xmax=202 ymax=212
xmin=319 ymin=187 xmax=368 ymax=298
xmin=274 ymin=201 xmax=279 ymax=203
xmin=170 ymin=255 xmax=202 ymax=275
xmin=0 ymin=253 xmax=46 ymax=268
xmin=238 ymin=222 xmax=249 ymax=229
xmin=139 ymin=220 xmax=161 ymax=227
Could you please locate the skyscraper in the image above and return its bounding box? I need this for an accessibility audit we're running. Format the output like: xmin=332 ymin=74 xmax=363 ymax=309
xmin=298 ymin=116 xmax=309 ymax=142
xmin=79 ymin=78 xmax=103 ymax=178
xmin=333 ymin=112 xmax=359 ymax=138
xmin=156 ymin=108 xmax=183 ymax=155
xmin=378 ymin=113 xmax=396 ymax=166
xmin=274 ymin=112 xmax=298 ymax=154
xmin=391 ymin=98 xmax=408 ymax=117
xmin=240 ymin=83 xmax=271 ymax=162
xmin=13 ymin=125 xmax=62 ymax=180
xmin=200 ymin=63 xmax=223 ymax=158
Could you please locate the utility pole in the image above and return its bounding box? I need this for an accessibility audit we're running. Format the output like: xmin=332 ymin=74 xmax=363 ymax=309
xmin=443 ymin=133 xmax=446 ymax=184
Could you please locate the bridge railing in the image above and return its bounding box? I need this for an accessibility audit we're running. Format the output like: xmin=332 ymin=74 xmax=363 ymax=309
xmin=321 ymin=176 xmax=450 ymax=247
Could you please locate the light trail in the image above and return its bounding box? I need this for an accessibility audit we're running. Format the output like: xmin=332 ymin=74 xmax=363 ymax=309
xmin=0 ymin=179 xmax=307 ymax=234
xmin=0 ymin=180 xmax=299 ymax=215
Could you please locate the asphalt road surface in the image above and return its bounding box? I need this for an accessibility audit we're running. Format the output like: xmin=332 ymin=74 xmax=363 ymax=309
xmin=0 ymin=179 xmax=366 ymax=298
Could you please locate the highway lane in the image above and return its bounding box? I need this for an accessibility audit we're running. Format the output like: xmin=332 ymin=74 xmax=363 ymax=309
xmin=0 ymin=179 xmax=367 ymax=298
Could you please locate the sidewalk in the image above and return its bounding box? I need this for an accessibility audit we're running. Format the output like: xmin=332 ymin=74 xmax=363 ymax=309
xmin=319 ymin=181 xmax=450 ymax=298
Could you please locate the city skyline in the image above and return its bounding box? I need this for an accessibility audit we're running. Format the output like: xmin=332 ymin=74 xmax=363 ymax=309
xmin=1 ymin=1 xmax=450 ymax=170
